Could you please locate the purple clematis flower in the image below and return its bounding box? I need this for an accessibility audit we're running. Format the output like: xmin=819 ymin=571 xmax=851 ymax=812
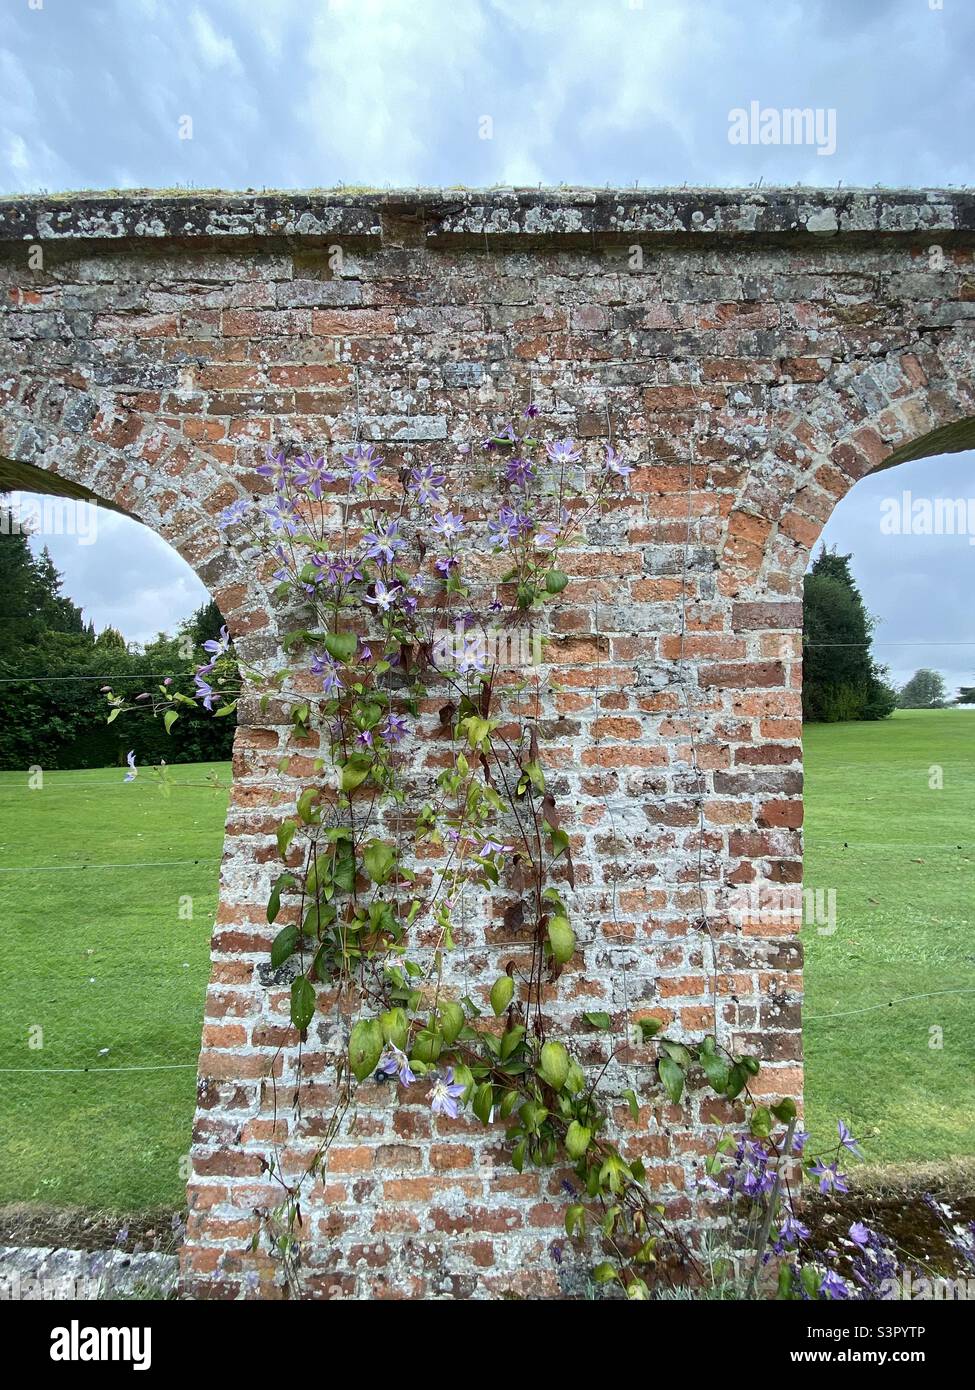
xmin=123 ymin=750 xmax=138 ymax=782
xmin=523 ymin=403 xmax=540 ymax=419
xmin=545 ymin=438 xmax=582 ymax=465
xmin=603 ymin=445 xmax=633 ymax=477
xmin=777 ymin=1214 xmax=811 ymax=1247
xmin=838 ymin=1120 xmax=863 ymax=1157
xmin=363 ymin=579 xmax=402 ymax=613
xmin=820 ymin=1269 xmax=850 ymax=1300
xmin=363 ymin=520 xmax=406 ymax=564
xmin=381 ymin=713 xmax=409 ymax=745
xmin=293 ymin=452 xmax=336 ymax=497
xmin=476 ymin=838 xmax=513 ymax=858
xmin=408 ymin=464 xmax=446 ymax=507
xmin=810 ymin=1161 xmax=849 ymax=1195
xmin=377 ymin=1044 xmax=416 ymax=1087
xmin=311 ymin=651 xmax=343 ymax=698
xmin=504 ymin=456 xmax=535 ymax=488
xmin=488 ymin=505 xmax=531 ymax=549
xmin=203 ymin=625 xmax=230 ymax=661
xmin=193 ymin=674 xmax=218 ymax=710
xmin=430 ymin=1067 xmax=466 ymax=1119
xmin=792 ymin=1128 xmax=810 ymax=1154
xmin=256 ymin=447 xmax=292 ymax=491
xmin=218 ymin=498 xmax=249 ymax=528
xmin=342 ymin=442 xmax=382 ymax=487
xmin=261 ymin=496 xmax=299 ymax=536
xmin=431 ymin=511 xmax=465 ymax=541
xmin=849 ymin=1221 xmax=871 ymax=1249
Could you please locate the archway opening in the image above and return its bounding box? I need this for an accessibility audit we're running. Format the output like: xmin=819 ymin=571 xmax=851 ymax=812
xmin=802 ymin=433 xmax=975 ymax=1176
xmin=0 ymin=475 xmax=234 ymax=1254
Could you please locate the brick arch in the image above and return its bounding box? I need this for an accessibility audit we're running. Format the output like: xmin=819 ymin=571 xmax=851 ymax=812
xmin=722 ymin=330 xmax=975 ymax=597
xmin=0 ymin=369 xmax=278 ymax=656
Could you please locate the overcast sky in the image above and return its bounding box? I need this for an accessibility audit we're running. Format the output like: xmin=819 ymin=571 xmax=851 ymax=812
xmin=2 ymin=0 xmax=974 ymax=693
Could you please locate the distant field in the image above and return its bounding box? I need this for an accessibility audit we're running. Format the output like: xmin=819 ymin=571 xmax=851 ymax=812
xmin=0 ymin=763 xmax=229 ymax=1211
xmin=0 ymin=711 xmax=971 ymax=1214
xmin=803 ymin=709 xmax=975 ymax=1165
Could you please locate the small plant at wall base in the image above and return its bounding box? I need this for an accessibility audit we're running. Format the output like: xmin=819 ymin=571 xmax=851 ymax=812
xmin=107 ymin=416 xmax=904 ymax=1300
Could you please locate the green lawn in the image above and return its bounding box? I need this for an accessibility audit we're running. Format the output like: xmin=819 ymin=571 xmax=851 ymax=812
xmin=803 ymin=709 xmax=975 ymax=1165
xmin=0 ymin=711 xmax=971 ymax=1214
xmin=0 ymin=763 xmax=229 ymax=1211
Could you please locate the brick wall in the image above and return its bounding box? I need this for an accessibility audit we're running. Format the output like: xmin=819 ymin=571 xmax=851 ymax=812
xmin=1 ymin=189 xmax=973 ymax=1299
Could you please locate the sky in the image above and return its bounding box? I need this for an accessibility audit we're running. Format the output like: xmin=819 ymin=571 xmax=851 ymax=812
xmin=2 ymin=0 xmax=974 ymax=692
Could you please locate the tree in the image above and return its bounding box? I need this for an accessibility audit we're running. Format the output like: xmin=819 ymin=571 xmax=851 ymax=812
xmin=897 ymin=669 xmax=947 ymax=709
xmin=802 ymin=547 xmax=897 ymax=722
xmin=955 ymin=682 xmax=975 ymax=706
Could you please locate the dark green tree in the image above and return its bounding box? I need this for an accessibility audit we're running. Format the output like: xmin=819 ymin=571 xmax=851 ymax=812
xmin=897 ymin=669 xmax=947 ymax=709
xmin=802 ymin=547 xmax=897 ymax=722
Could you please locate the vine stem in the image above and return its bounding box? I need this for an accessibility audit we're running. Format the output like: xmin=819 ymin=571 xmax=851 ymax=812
xmin=745 ymin=1114 xmax=797 ymax=1298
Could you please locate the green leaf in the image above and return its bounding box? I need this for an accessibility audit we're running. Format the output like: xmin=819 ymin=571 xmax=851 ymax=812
xmin=290 ymin=975 xmax=315 ymax=1031
xmin=363 ymin=839 xmax=395 ymax=885
xmin=323 ymin=631 xmax=357 ymax=664
xmin=547 ymin=916 xmax=575 ymax=965
xmin=499 ymin=1024 xmax=526 ymax=1061
xmin=439 ymin=1001 xmax=465 ymax=1045
xmin=472 ymin=1082 xmax=494 ymax=1125
xmin=276 ymin=818 xmax=298 ymax=858
xmin=750 ymin=1106 xmax=773 ymax=1139
xmin=266 ymin=872 xmax=296 ymax=924
xmin=490 ymin=974 xmax=514 ymax=1016
xmin=565 ymin=1203 xmax=586 ymax=1238
xmin=592 ymin=1262 xmax=620 ymax=1284
xmin=584 ymin=1011 xmax=611 ymax=1031
xmin=340 ymin=760 xmax=371 ymax=792
xmin=658 ymin=1055 xmax=685 ymax=1104
xmin=163 ymin=709 xmax=179 ymax=734
xmin=771 ymin=1097 xmax=798 ymax=1124
xmin=271 ymin=923 xmax=299 ymax=969
xmin=700 ymin=1050 xmax=730 ymax=1095
xmin=520 ymin=1101 xmax=548 ymax=1133
xmin=565 ymin=1120 xmax=592 ymax=1159
xmin=544 ymin=569 xmax=569 ymax=594
xmin=637 ymin=1017 xmax=663 ymax=1041
xmin=538 ymin=1040 xmax=570 ymax=1091
xmin=349 ymin=1018 xmax=384 ymax=1082
xmin=379 ymin=1008 xmax=407 ymax=1050
xmin=622 ymin=1088 xmax=640 ymax=1122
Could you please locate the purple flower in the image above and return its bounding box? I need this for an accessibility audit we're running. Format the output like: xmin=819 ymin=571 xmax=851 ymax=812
xmin=792 ymin=1129 xmax=810 ymax=1154
xmin=261 ymin=496 xmax=299 ymax=536
xmin=430 ymin=1066 xmax=466 ymax=1119
xmin=476 ymin=838 xmax=513 ymax=858
xmin=381 ymin=713 xmax=409 ymax=745
xmin=523 ymin=403 xmax=540 ymax=419
xmin=849 ymin=1221 xmax=871 ymax=1249
xmin=603 ymin=445 xmax=633 ymax=477
xmin=545 ymin=438 xmax=582 ymax=465
xmin=342 ymin=442 xmax=382 ymax=487
xmin=483 ymin=421 xmax=517 ymax=449
xmin=311 ymin=652 xmax=343 ymax=698
xmin=123 ymin=750 xmax=138 ymax=783
xmin=435 ymin=556 xmax=459 ymax=577
xmin=777 ymin=1214 xmax=811 ymax=1248
xmin=218 ymin=499 xmax=249 ymax=528
xmin=293 ymin=452 xmax=336 ymax=498
xmin=311 ymin=553 xmax=363 ymax=588
xmin=809 ymin=1161 xmax=849 ymax=1195
xmin=488 ymin=505 xmax=531 ymax=549
xmin=431 ymin=511 xmax=465 ymax=541
xmin=377 ymin=1044 xmax=416 ymax=1087
xmin=194 ymin=674 xmax=218 ymax=711
xmin=408 ymin=464 xmax=446 ymax=507
xmin=203 ymin=625 xmax=230 ymax=660
xmin=504 ymin=456 xmax=535 ymax=489
xmin=363 ymin=579 xmax=402 ymax=613
xmin=820 ymin=1269 xmax=850 ymax=1300
xmin=837 ymin=1120 xmax=863 ymax=1157
xmin=363 ymin=520 xmax=406 ymax=564
xmin=256 ymin=447 xmax=292 ymax=491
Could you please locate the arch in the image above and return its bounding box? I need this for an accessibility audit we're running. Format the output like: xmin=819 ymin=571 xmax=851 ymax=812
xmin=0 ymin=368 xmax=280 ymax=665
xmin=720 ymin=328 xmax=975 ymax=594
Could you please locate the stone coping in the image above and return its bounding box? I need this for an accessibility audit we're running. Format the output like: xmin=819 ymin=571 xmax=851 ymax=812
xmin=0 ymin=187 xmax=972 ymax=247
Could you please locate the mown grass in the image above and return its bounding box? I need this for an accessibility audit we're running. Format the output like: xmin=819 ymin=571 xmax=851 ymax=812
xmin=0 ymin=710 xmax=971 ymax=1213
xmin=0 ymin=764 xmax=229 ymax=1210
xmin=803 ymin=709 xmax=975 ymax=1164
